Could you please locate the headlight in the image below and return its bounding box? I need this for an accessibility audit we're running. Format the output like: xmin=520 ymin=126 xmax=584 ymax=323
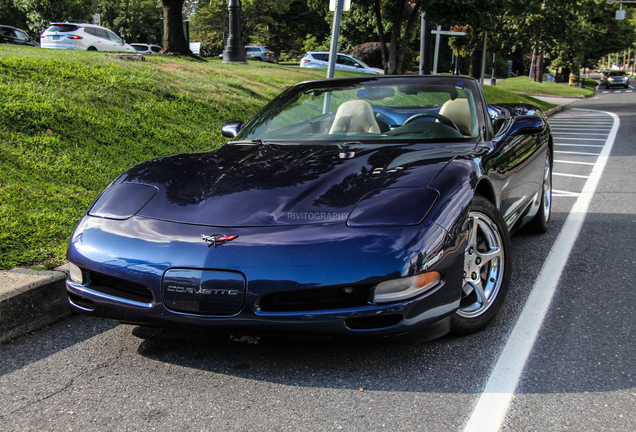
xmin=347 ymin=187 xmax=439 ymax=227
xmin=373 ymin=272 xmax=441 ymax=303
xmin=69 ymin=262 xmax=84 ymax=285
xmin=89 ymin=183 xmax=158 ymax=220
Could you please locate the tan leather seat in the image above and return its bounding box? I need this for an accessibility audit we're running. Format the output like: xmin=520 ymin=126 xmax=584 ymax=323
xmin=439 ymin=99 xmax=471 ymax=136
xmin=329 ymin=100 xmax=380 ymax=134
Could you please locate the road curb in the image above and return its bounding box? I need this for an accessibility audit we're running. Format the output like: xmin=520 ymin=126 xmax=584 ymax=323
xmin=0 ymin=265 xmax=71 ymax=344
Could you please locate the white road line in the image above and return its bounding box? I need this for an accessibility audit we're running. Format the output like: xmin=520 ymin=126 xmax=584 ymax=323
xmin=554 ymin=150 xmax=601 ymax=156
xmin=552 ymin=190 xmax=582 ymax=197
xmin=554 ymin=160 xmax=596 ymax=166
xmin=553 ymin=132 xmax=609 ymax=135
xmin=463 ymin=109 xmax=619 ymax=432
xmin=553 ymin=172 xmax=590 ymax=179
xmin=554 ymin=143 xmax=604 ymax=148
xmin=559 ymin=137 xmax=606 ymax=142
xmin=550 ymin=126 xmax=612 ymax=130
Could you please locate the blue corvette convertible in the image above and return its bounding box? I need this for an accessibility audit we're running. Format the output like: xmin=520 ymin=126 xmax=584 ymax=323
xmin=66 ymin=75 xmax=552 ymax=341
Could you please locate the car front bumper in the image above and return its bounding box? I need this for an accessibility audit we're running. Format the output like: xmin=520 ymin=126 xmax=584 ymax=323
xmin=66 ymin=215 xmax=466 ymax=339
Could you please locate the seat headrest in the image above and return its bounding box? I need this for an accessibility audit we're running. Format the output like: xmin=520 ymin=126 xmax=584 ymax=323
xmin=329 ymin=100 xmax=380 ymax=134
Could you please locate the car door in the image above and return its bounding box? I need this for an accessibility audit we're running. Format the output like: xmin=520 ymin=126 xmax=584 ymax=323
xmin=336 ymin=55 xmax=359 ymax=72
xmin=488 ymin=108 xmax=548 ymax=227
xmin=106 ymin=30 xmax=125 ymax=51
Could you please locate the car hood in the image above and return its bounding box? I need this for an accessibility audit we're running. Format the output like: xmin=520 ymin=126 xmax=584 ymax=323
xmin=102 ymin=142 xmax=474 ymax=227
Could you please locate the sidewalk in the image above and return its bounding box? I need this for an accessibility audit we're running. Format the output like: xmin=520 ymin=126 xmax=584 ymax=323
xmin=0 ymin=95 xmax=581 ymax=344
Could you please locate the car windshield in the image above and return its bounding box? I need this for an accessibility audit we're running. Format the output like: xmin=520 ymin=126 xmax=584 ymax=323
xmin=609 ymin=71 xmax=625 ymax=76
xmin=46 ymin=24 xmax=78 ymax=32
xmin=235 ymin=77 xmax=480 ymax=143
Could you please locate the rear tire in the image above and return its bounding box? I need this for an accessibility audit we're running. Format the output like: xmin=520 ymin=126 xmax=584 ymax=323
xmin=451 ymin=196 xmax=511 ymax=335
xmin=87 ymin=46 xmax=97 ymax=51
xmin=527 ymin=151 xmax=552 ymax=233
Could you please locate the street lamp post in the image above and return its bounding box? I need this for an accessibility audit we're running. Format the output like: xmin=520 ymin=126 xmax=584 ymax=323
xmin=222 ymin=0 xmax=247 ymax=63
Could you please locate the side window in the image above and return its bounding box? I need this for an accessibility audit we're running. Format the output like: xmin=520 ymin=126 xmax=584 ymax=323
xmin=337 ymin=55 xmax=357 ymax=67
xmin=15 ymin=30 xmax=30 ymax=41
xmin=95 ymin=28 xmax=109 ymax=39
xmin=151 ymin=46 xmax=161 ymax=53
xmin=84 ymin=27 xmax=96 ymax=36
xmin=106 ymin=30 xmax=122 ymax=43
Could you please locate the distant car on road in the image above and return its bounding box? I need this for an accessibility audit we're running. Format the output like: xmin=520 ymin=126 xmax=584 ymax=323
xmin=245 ymin=45 xmax=274 ymax=62
xmin=300 ymin=52 xmax=384 ymax=75
xmin=131 ymin=43 xmax=162 ymax=54
xmin=0 ymin=25 xmax=39 ymax=47
xmin=601 ymin=70 xmax=629 ymax=88
xmin=40 ymin=23 xmax=135 ymax=53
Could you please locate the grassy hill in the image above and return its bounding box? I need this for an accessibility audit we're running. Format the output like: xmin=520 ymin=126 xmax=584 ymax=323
xmin=0 ymin=46 xmax=557 ymax=269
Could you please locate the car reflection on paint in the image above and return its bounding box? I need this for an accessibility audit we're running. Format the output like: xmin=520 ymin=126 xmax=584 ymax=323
xmin=66 ymin=75 xmax=552 ymax=341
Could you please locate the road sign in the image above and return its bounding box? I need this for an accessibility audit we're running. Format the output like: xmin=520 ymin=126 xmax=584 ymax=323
xmin=329 ymin=0 xmax=350 ymax=11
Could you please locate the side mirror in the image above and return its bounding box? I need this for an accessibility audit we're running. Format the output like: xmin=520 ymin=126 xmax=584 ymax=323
xmin=221 ymin=121 xmax=244 ymax=138
xmin=508 ymin=115 xmax=546 ymax=136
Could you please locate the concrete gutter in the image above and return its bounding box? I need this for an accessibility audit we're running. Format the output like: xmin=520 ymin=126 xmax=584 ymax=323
xmin=0 ymin=265 xmax=71 ymax=344
xmin=0 ymin=96 xmax=581 ymax=344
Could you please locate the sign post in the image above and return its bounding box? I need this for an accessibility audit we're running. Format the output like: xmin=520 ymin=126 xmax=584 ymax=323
xmin=430 ymin=27 xmax=466 ymax=75
xmin=323 ymin=0 xmax=350 ymax=114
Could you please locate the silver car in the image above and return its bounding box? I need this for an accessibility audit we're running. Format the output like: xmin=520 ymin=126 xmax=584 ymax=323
xmin=40 ymin=22 xmax=135 ymax=52
xmin=601 ymin=70 xmax=629 ymax=89
xmin=300 ymin=52 xmax=384 ymax=75
xmin=131 ymin=43 xmax=162 ymax=54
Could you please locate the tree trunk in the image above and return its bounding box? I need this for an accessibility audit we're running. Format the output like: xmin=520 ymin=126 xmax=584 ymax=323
xmin=536 ymin=45 xmax=544 ymax=83
xmin=395 ymin=4 xmax=419 ymax=74
xmin=373 ymin=0 xmax=389 ymax=74
xmin=469 ymin=49 xmax=479 ymax=78
xmin=161 ymin=0 xmax=191 ymax=55
xmin=387 ymin=1 xmax=406 ymax=75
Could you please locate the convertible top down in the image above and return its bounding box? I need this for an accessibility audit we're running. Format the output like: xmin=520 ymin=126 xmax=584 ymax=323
xmin=66 ymin=75 xmax=552 ymax=341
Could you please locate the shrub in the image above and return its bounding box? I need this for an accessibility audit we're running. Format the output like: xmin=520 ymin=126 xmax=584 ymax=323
xmin=350 ymin=42 xmax=383 ymax=69
xmin=350 ymin=42 xmax=416 ymax=73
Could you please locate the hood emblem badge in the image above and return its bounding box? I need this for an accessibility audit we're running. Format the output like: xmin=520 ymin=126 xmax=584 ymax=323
xmin=202 ymin=234 xmax=239 ymax=248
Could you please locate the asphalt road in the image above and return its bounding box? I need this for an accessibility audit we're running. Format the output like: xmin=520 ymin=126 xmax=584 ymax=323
xmin=1 ymin=91 xmax=634 ymax=431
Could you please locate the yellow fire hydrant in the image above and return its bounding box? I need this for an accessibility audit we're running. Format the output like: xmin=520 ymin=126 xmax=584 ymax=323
xmin=569 ymin=73 xmax=576 ymax=86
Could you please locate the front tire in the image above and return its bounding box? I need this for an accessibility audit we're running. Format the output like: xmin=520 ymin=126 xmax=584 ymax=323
xmin=451 ymin=196 xmax=511 ymax=335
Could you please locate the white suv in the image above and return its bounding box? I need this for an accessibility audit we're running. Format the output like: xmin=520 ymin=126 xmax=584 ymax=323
xmin=40 ymin=22 xmax=135 ymax=52
xmin=245 ymin=45 xmax=274 ymax=62
xmin=300 ymin=52 xmax=384 ymax=75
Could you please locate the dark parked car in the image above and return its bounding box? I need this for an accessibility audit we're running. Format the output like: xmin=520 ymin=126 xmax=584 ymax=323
xmin=0 ymin=25 xmax=39 ymax=47
xmin=601 ymin=70 xmax=629 ymax=88
xmin=66 ymin=75 xmax=552 ymax=341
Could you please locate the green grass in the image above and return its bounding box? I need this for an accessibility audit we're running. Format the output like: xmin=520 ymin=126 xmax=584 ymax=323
xmin=482 ymin=85 xmax=556 ymax=112
xmin=496 ymin=76 xmax=595 ymax=97
xmin=0 ymin=46 xmax=560 ymax=269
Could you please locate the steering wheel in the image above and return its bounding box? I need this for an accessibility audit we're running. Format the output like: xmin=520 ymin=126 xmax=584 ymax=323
xmin=403 ymin=113 xmax=460 ymax=132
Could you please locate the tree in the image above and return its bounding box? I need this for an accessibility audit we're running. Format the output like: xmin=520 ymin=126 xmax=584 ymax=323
xmin=16 ymin=0 xmax=93 ymax=35
xmin=161 ymin=0 xmax=192 ymax=54
xmin=98 ymin=0 xmax=162 ymax=44
xmin=0 ymin=0 xmax=28 ymax=30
